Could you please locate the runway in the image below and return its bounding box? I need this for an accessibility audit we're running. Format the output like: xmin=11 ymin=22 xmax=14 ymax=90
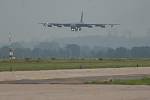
xmin=0 ymin=67 xmax=150 ymax=100
xmin=0 ymin=84 xmax=150 ymax=100
xmin=0 ymin=67 xmax=150 ymax=81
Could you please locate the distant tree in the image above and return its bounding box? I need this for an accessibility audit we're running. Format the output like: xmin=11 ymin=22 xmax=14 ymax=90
xmin=106 ymin=48 xmax=115 ymax=58
xmin=115 ymin=47 xmax=130 ymax=58
xmin=15 ymin=48 xmax=32 ymax=58
xmin=131 ymin=47 xmax=150 ymax=58
xmin=32 ymin=48 xmax=42 ymax=58
xmin=66 ymin=44 xmax=80 ymax=58
xmin=80 ymin=46 xmax=91 ymax=58
xmin=0 ymin=46 xmax=9 ymax=59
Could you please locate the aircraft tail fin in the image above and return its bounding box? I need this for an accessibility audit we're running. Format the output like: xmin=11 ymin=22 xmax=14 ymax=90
xmin=80 ymin=11 xmax=83 ymax=23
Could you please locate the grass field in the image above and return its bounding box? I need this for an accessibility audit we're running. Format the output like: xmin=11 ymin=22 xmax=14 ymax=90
xmin=0 ymin=58 xmax=150 ymax=72
xmin=85 ymin=77 xmax=150 ymax=85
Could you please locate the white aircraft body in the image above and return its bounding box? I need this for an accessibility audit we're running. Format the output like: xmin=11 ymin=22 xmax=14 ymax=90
xmin=39 ymin=12 xmax=119 ymax=31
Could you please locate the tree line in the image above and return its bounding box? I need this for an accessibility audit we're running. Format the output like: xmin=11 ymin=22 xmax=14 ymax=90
xmin=0 ymin=44 xmax=150 ymax=59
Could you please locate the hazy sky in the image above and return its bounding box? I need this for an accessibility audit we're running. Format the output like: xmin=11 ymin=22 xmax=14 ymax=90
xmin=0 ymin=0 xmax=150 ymax=45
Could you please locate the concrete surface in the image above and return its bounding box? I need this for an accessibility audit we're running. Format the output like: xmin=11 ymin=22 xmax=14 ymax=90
xmin=0 ymin=84 xmax=150 ymax=100
xmin=0 ymin=67 xmax=150 ymax=81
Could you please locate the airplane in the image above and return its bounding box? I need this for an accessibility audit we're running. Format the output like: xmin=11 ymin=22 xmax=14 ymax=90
xmin=39 ymin=11 xmax=120 ymax=31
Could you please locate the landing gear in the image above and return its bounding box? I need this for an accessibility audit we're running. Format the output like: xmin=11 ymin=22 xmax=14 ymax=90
xmin=71 ymin=27 xmax=82 ymax=31
xmin=77 ymin=27 xmax=81 ymax=31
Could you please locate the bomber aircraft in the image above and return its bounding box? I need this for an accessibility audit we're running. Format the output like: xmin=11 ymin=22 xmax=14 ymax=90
xmin=39 ymin=11 xmax=119 ymax=31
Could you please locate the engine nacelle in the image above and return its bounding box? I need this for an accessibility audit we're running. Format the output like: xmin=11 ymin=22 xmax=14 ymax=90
xmin=87 ymin=25 xmax=93 ymax=28
xmin=48 ymin=25 xmax=52 ymax=27
xmin=57 ymin=25 xmax=62 ymax=27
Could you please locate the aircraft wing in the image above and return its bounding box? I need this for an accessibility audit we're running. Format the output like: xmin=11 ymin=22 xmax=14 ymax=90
xmin=39 ymin=23 xmax=119 ymax=28
xmin=39 ymin=23 xmax=72 ymax=27
xmin=75 ymin=24 xmax=120 ymax=28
